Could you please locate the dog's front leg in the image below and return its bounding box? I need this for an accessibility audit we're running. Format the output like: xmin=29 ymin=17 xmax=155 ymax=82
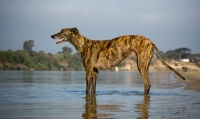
xmin=86 ymin=69 xmax=98 ymax=94
xmin=91 ymin=75 xmax=96 ymax=94
xmin=86 ymin=71 xmax=94 ymax=94
xmin=91 ymin=68 xmax=98 ymax=94
xmin=86 ymin=73 xmax=92 ymax=94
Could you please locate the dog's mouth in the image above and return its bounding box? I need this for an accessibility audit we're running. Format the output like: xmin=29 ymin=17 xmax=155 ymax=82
xmin=56 ymin=38 xmax=65 ymax=44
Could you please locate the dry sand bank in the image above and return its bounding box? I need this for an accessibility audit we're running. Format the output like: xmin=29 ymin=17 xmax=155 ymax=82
xmin=175 ymin=70 xmax=200 ymax=92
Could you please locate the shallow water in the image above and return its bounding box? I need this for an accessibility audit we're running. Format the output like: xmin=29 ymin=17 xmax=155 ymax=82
xmin=0 ymin=71 xmax=199 ymax=119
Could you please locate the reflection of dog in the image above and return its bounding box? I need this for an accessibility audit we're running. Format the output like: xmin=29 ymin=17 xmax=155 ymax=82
xmin=51 ymin=27 xmax=186 ymax=94
xmin=136 ymin=95 xmax=150 ymax=118
xmin=82 ymin=94 xmax=97 ymax=118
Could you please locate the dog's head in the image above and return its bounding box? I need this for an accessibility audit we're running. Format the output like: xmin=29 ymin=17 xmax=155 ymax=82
xmin=51 ymin=27 xmax=79 ymax=44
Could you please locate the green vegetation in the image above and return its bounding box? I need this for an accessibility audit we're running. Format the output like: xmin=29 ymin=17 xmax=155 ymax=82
xmin=0 ymin=49 xmax=83 ymax=70
xmin=0 ymin=40 xmax=83 ymax=70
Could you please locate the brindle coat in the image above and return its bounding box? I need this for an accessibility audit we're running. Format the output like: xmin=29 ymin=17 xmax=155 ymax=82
xmin=51 ymin=27 xmax=186 ymax=94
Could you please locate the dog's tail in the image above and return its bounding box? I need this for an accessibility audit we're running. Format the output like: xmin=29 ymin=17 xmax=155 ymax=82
xmin=153 ymin=43 xmax=188 ymax=82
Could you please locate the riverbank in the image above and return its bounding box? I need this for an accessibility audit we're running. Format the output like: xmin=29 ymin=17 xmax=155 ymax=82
xmin=175 ymin=70 xmax=200 ymax=92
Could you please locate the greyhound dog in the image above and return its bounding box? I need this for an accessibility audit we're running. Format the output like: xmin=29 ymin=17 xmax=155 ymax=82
xmin=51 ymin=27 xmax=186 ymax=94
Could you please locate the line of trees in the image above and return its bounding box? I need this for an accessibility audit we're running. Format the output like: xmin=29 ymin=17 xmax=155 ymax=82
xmin=0 ymin=40 xmax=83 ymax=70
xmin=156 ymin=47 xmax=195 ymax=60
xmin=156 ymin=47 xmax=200 ymax=66
xmin=23 ymin=40 xmax=34 ymax=56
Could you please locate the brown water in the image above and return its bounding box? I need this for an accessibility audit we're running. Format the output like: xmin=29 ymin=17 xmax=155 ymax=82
xmin=0 ymin=71 xmax=200 ymax=119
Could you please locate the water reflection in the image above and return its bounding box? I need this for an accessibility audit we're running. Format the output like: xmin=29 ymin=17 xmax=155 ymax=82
xmin=82 ymin=94 xmax=123 ymax=118
xmin=82 ymin=93 xmax=151 ymax=119
xmin=1 ymin=71 xmax=199 ymax=118
xmin=135 ymin=94 xmax=150 ymax=119
xmin=82 ymin=94 xmax=97 ymax=118
xmin=23 ymin=71 xmax=33 ymax=83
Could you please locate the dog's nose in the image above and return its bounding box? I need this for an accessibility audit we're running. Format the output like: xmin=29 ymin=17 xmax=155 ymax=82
xmin=51 ymin=35 xmax=54 ymax=38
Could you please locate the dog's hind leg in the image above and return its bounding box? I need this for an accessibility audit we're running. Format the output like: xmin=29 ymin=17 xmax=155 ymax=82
xmin=137 ymin=46 xmax=154 ymax=94
xmin=139 ymin=67 xmax=151 ymax=94
xmin=137 ymin=58 xmax=151 ymax=93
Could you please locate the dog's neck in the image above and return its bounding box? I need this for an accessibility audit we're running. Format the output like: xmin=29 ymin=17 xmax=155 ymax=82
xmin=69 ymin=34 xmax=89 ymax=53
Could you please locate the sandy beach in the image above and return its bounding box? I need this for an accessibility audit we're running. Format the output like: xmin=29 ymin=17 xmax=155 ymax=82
xmin=175 ymin=70 xmax=200 ymax=92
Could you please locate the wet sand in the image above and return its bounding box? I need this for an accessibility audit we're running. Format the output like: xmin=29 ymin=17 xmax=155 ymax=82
xmin=175 ymin=70 xmax=200 ymax=92
xmin=0 ymin=71 xmax=200 ymax=119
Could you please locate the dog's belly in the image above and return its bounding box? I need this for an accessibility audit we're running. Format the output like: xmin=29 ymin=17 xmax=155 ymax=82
xmin=94 ymin=47 xmax=134 ymax=70
xmin=95 ymin=58 xmax=122 ymax=69
xmin=94 ymin=50 xmax=132 ymax=70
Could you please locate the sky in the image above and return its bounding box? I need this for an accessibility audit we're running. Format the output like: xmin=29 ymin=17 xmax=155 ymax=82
xmin=0 ymin=0 xmax=200 ymax=54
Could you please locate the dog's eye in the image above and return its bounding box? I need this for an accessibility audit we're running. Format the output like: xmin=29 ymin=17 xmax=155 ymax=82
xmin=60 ymin=29 xmax=66 ymax=32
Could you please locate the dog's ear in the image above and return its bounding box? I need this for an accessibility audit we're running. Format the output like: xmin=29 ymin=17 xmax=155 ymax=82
xmin=71 ymin=27 xmax=79 ymax=34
